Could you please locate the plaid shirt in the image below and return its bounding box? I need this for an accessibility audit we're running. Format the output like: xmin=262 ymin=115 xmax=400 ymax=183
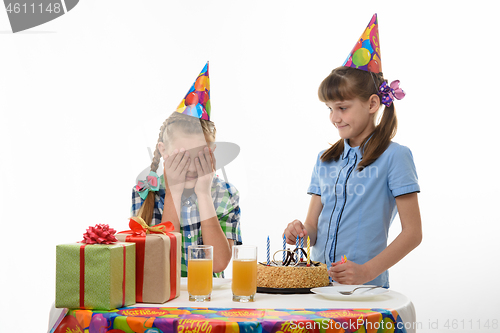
xmin=131 ymin=175 xmax=242 ymax=277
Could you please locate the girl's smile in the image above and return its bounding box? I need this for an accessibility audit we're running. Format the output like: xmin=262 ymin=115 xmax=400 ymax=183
xmin=325 ymin=96 xmax=379 ymax=147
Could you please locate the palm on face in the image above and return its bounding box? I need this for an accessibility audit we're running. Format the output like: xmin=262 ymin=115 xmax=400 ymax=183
xmin=161 ymin=145 xmax=216 ymax=195
xmin=163 ymin=149 xmax=190 ymax=193
xmin=194 ymin=147 xmax=216 ymax=196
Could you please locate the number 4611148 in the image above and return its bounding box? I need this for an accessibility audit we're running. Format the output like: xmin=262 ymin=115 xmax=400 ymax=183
xmin=6 ymin=2 xmax=62 ymax=14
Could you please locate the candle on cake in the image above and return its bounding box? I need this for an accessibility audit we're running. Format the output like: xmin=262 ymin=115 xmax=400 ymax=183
xmin=295 ymin=235 xmax=299 ymax=264
xmin=267 ymin=236 xmax=270 ymax=266
xmin=306 ymin=236 xmax=311 ymax=267
xmin=300 ymin=237 xmax=304 ymax=261
xmin=282 ymin=234 xmax=286 ymax=264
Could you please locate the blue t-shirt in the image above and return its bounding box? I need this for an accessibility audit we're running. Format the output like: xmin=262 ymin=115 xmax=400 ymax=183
xmin=307 ymin=140 xmax=420 ymax=288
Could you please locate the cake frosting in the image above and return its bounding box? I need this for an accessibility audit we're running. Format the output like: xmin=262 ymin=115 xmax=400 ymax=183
xmin=257 ymin=261 xmax=330 ymax=289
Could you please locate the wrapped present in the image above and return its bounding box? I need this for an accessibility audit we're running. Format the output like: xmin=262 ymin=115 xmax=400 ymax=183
xmin=56 ymin=224 xmax=136 ymax=310
xmin=116 ymin=218 xmax=181 ymax=303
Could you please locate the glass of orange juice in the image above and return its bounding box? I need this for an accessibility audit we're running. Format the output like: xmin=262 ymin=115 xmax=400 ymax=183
xmin=232 ymin=245 xmax=257 ymax=302
xmin=188 ymin=245 xmax=213 ymax=302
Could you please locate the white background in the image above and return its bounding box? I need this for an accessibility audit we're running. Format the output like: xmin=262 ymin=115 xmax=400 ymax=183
xmin=1 ymin=1 xmax=499 ymax=332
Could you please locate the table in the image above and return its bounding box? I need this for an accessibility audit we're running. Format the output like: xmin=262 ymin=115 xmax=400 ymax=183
xmin=49 ymin=284 xmax=416 ymax=333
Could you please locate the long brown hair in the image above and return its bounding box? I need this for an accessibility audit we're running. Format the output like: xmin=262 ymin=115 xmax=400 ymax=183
xmin=137 ymin=112 xmax=216 ymax=225
xmin=318 ymin=66 xmax=397 ymax=170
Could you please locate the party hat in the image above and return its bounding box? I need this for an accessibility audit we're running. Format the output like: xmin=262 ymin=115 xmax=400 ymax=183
xmin=342 ymin=14 xmax=382 ymax=73
xmin=176 ymin=62 xmax=211 ymax=120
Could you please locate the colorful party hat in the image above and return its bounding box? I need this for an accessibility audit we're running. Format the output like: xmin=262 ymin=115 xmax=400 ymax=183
xmin=176 ymin=62 xmax=211 ymax=120
xmin=342 ymin=14 xmax=382 ymax=73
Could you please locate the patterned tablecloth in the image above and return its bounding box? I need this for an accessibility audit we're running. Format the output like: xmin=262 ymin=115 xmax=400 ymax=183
xmin=49 ymin=286 xmax=416 ymax=333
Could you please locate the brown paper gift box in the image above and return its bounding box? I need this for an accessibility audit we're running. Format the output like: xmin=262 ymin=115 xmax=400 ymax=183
xmin=116 ymin=231 xmax=181 ymax=303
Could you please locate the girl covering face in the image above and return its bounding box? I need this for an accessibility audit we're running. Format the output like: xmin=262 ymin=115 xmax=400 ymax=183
xmin=132 ymin=112 xmax=242 ymax=277
xmin=284 ymin=66 xmax=422 ymax=288
xmin=158 ymin=131 xmax=215 ymax=192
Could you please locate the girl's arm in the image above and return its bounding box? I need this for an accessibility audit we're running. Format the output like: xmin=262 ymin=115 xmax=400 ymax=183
xmin=162 ymin=184 xmax=233 ymax=271
xmin=284 ymin=194 xmax=322 ymax=245
xmin=330 ymin=192 xmax=422 ymax=284
xmin=161 ymin=186 xmax=182 ymax=230
xmin=197 ymin=194 xmax=233 ymax=273
xmin=194 ymin=147 xmax=232 ymax=273
xmin=160 ymin=150 xmax=190 ymax=231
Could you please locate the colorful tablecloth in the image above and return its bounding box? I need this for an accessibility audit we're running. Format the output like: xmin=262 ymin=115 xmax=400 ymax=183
xmin=50 ymin=285 xmax=417 ymax=333
xmin=53 ymin=306 xmax=408 ymax=333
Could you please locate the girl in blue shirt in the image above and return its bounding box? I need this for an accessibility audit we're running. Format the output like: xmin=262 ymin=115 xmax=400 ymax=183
xmin=284 ymin=16 xmax=422 ymax=288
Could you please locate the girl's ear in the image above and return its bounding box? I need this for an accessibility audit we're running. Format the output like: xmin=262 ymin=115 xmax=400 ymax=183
xmin=158 ymin=142 xmax=167 ymax=159
xmin=368 ymin=94 xmax=381 ymax=114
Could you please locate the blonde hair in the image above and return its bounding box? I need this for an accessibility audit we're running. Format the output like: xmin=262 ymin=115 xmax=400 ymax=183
xmin=138 ymin=112 xmax=216 ymax=225
xmin=318 ymin=66 xmax=397 ymax=170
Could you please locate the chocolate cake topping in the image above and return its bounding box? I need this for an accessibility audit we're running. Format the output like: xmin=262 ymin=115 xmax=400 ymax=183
xmin=259 ymin=248 xmax=320 ymax=267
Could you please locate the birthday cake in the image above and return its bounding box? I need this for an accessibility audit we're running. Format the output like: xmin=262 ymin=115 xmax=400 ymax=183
xmin=257 ymin=247 xmax=330 ymax=289
xmin=257 ymin=261 xmax=330 ymax=289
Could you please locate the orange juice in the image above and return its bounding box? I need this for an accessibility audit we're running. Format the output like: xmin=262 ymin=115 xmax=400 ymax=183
xmin=232 ymin=259 xmax=257 ymax=296
xmin=188 ymin=259 xmax=213 ymax=296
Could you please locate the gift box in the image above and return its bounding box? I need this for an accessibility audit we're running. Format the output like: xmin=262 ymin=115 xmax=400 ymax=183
xmin=55 ymin=241 xmax=136 ymax=310
xmin=116 ymin=218 xmax=181 ymax=303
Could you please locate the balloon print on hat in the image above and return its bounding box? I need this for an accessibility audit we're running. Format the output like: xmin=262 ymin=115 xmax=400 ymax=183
xmin=342 ymin=13 xmax=382 ymax=73
xmin=176 ymin=62 xmax=211 ymax=121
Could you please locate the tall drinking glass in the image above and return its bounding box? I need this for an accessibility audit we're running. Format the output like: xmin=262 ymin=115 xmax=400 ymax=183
xmin=232 ymin=245 xmax=257 ymax=302
xmin=188 ymin=245 xmax=213 ymax=302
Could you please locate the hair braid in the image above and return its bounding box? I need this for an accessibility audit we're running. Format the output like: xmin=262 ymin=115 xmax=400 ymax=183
xmin=138 ymin=119 xmax=169 ymax=226
xmin=150 ymin=119 xmax=169 ymax=172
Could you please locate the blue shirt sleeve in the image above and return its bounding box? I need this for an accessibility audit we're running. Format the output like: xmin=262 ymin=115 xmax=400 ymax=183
xmin=388 ymin=145 xmax=420 ymax=197
xmin=307 ymin=152 xmax=323 ymax=195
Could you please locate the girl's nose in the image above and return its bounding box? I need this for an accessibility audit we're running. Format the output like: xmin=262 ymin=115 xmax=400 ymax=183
xmin=187 ymin=157 xmax=196 ymax=171
xmin=330 ymin=110 xmax=341 ymax=124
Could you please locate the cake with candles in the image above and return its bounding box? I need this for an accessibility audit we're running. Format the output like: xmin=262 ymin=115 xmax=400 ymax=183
xmin=257 ymin=237 xmax=330 ymax=291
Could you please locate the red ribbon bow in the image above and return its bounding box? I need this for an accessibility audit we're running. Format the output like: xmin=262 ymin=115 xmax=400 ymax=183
xmin=124 ymin=217 xmax=175 ymax=237
xmin=82 ymin=224 xmax=118 ymax=244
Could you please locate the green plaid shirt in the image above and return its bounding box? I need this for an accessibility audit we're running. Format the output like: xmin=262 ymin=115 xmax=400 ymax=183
xmin=131 ymin=176 xmax=242 ymax=277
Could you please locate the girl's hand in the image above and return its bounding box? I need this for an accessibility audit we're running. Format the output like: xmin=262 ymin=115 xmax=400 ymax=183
xmin=284 ymin=220 xmax=308 ymax=245
xmin=163 ymin=148 xmax=190 ymax=195
xmin=194 ymin=146 xmax=216 ymax=196
xmin=328 ymin=260 xmax=372 ymax=285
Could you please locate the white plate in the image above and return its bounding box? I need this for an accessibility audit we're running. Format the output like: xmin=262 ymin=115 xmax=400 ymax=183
xmin=311 ymin=285 xmax=388 ymax=301
xmin=180 ymin=277 xmax=232 ymax=290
